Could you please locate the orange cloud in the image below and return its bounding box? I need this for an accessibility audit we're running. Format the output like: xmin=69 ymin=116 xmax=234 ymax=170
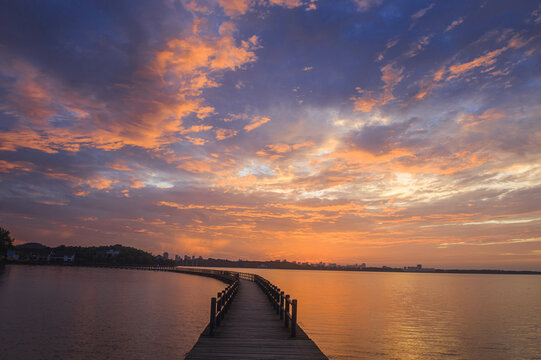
xmin=180 ymin=125 xmax=213 ymax=134
xmin=352 ymin=63 xmax=403 ymax=112
xmin=215 ymin=128 xmax=238 ymax=140
xmin=0 ymin=18 xmax=261 ymax=155
xmin=257 ymin=141 xmax=314 ymax=157
xmin=86 ymin=177 xmax=117 ymax=190
xmin=244 ymin=116 xmax=271 ymax=132
xmin=217 ymin=0 xmax=252 ymax=16
xmin=0 ymin=160 xmax=33 ymax=173
xmin=177 ymin=159 xmax=215 ymax=173
xmin=351 ymin=90 xmax=380 ymax=112
xmin=413 ymin=33 xmax=530 ymax=100
xmin=109 ymin=162 xmax=133 ymax=172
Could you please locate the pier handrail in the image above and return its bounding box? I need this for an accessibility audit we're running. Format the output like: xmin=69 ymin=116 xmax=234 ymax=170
xmin=139 ymin=266 xmax=298 ymax=337
xmin=142 ymin=266 xmax=241 ymax=336
xmin=253 ymin=274 xmax=298 ymax=337
xmin=172 ymin=267 xmax=238 ymax=284
xmin=209 ymin=279 xmax=239 ymax=335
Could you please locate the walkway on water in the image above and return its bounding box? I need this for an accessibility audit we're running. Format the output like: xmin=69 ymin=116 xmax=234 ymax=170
xmin=185 ymin=279 xmax=328 ymax=360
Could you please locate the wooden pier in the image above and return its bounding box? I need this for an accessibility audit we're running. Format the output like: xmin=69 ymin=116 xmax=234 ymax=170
xmin=133 ymin=266 xmax=328 ymax=359
xmin=185 ymin=278 xmax=327 ymax=359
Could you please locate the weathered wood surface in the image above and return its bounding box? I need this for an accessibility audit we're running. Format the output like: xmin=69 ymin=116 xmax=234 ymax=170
xmin=185 ymin=279 xmax=328 ymax=359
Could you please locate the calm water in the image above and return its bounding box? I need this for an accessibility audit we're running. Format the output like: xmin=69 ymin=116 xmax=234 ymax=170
xmin=2 ymin=265 xmax=541 ymax=360
xmin=208 ymin=267 xmax=541 ymax=360
xmin=0 ymin=265 xmax=224 ymax=359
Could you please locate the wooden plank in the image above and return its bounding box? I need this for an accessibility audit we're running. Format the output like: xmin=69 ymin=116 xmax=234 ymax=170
xmin=185 ymin=279 xmax=328 ymax=359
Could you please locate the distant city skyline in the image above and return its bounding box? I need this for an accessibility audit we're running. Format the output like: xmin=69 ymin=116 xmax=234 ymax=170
xmin=1 ymin=0 xmax=540 ymax=270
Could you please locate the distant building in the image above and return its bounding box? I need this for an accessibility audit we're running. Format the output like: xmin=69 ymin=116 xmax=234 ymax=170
xmin=163 ymin=252 xmax=169 ymax=260
xmin=106 ymin=249 xmax=120 ymax=257
xmin=6 ymin=250 xmax=19 ymax=260
xmin=360 ymin=263 xmax=366 ymax=269
xmin=14 ymin=243 xmax=50 ymax=262
xmin=404 ymin=264 xmax=423 ymax=272
xmin=48 ymin=250 xmax=75 ymax=263
xmin=175 ymin=254 xmax=181 ymax=262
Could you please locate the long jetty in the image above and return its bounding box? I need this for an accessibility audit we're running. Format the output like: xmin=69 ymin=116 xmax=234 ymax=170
xmin=136 ymin=266 xmax=328 ymax=359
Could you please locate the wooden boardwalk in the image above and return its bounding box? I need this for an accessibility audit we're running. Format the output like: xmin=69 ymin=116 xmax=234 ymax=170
xmin=185 ymin=279 xmax=328 ymax=359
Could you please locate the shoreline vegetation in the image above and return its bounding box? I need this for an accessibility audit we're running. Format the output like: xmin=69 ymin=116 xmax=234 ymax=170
xmin=2 ymin=241 xmax=540 ymax=275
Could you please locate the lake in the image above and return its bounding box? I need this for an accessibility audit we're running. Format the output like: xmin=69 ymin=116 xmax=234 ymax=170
xmin=0 ymin=265 xmax=224 ymax=359
xmin=1 ymin=265 xmax=541 ymax=359
xmin=203 ymin=267 xmax=541 ymax=360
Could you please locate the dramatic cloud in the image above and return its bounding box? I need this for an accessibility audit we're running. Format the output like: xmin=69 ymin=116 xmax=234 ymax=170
xmin=244 ymin=116 xmax=271 ymax=132
xmin=1 ymin=0 xmax=540 ymax=269
xmin=446 ymin=17 xmax=464 ymax=32
xmin=411 ymin=3 xmax=435 ymax=20
xmin=352 ymin=0 xmax=383 ymax=12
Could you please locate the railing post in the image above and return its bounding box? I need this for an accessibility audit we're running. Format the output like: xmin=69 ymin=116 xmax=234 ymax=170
xmin=291 ymin=299 xmax=297 ymax=338
xmin=280 ymin=291 xmax=284 ymax=320
xmin=210 ymin=297 xmax=216 ymax=336
xmin=284 ymin=295 xmax=290 ymax=328
xmin=276 ymin=288 xmax=280 ymax=314
xmin=216 ymin=292 xmax=222 ymax=324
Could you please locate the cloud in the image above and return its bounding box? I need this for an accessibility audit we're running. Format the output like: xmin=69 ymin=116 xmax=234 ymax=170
xmin=2 ymin=0 xmax=541 ymax=269
xmin=0 ymin=17 xmax=260 ymax=154
xmin=217 ymin=0 xmax=253 ymax=16
xmin=413 ymin=32 xmax=531 ymax=100
xmin=405 ymin=34 xmax=433 ymax=58
xmin=347 ymin=120 xmax=415 ymax=155
xmin=411 ymin=3 xmax=435 ymax=20
xmin=256 ymin=141 xmax=314 ymax=158
xmin=530 ymin=5 xmax=541 ymax=24
xmin=109 ymin=162 xmax=133 ymax=172
xmin=86 ymin=177 xmax=116 ymax=190
xmin=244 ymin=116 xmax=271 ymax=132
xmin=352 ymin=0 xmax=383 ymax=12
xmin=351 ymin=63 xmax=403 ymax=112
xmin=215 ymin=128 xmax=238 ymax=140
xmin=351 ymin=90 xmax=380 ymax=112
xmin=446 ymin=17 xmax=464 ymax=32
xmin=216 ymin=0 xmax=307 ymax=16
xmin=0 ymin=160 xmax=33 ymax=173
xmin=305 ymin=0 xmax=317 ymax=11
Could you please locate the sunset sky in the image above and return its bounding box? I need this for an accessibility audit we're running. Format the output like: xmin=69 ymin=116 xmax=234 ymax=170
xmin=1 ymin=0 xmax=540 ymax=269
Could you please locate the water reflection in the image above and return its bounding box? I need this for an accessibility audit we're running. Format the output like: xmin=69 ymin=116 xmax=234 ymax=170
xmin=0 ymin=265 xmax=224 ymax=359
xmin=208 ymin=268 xmax=541 ymax=360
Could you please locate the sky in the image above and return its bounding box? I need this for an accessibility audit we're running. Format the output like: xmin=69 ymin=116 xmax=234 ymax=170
xmin=1 ymin=0 xmax=540 ymax=269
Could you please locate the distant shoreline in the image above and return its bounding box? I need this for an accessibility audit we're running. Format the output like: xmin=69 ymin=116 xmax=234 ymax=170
xmin=5 ymin=242 xmax=540 ymax=275
xmin=4 ymin=261 xmax=541 ymax=275
xmin=178 ymin=264 xmax=541 ymax=275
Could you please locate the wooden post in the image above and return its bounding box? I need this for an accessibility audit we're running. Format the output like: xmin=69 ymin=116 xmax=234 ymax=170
xmin=217 ymin=292 xmax=222 ymax=324
xmin=275 ymin=288 xmax=280 ymax=313
xmin=280 ymin=291 xmax=284 ymax=319
xmin=284 ymin=295 xmax=290 ymax=328
xmin=291 ymin=299 xmax=297 ymax=338
xmin=210 ymin=297 xmax=216 ymax=336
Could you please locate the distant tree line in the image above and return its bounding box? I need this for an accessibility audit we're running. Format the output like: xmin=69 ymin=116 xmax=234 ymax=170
xmin=1 ymin=227 xmax=14 ymax=258
xmin=58 ymin=244 xmax=175 ymax=266
xmin=1 ymin=226 xmax=175 ymax=266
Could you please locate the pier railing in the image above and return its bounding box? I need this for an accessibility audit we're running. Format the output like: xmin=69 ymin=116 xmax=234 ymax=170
xmin=209 ymin=279 xmax=239 ymax=335
xmin=253 ymin=274 xmax=298 ymax=337
xmin=172 ymin=267 xmax=238 ymax=284
xmin=132 ymin=266 xmax=299 ymax=338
